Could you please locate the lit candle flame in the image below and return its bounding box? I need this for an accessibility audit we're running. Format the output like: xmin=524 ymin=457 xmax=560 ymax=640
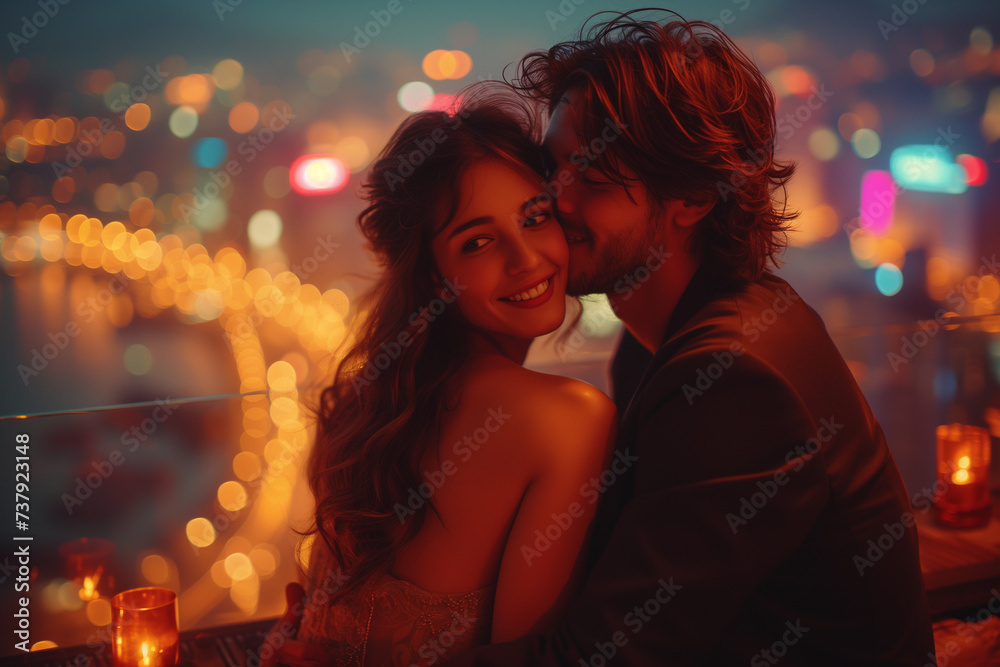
xmin=141 ymin=642 xmax=151 ymax=667
xmin=80 ymin=576 xmax=96 ymax=600
xmin=957 ymin=455 xmax=970 ymax=469
xmin=78 ymin=565 xmax=103 ymax=600
xmin=952 ymin=468 xmax=972 ymax=485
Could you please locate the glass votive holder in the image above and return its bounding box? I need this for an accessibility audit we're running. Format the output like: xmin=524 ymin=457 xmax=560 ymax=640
xmin=935 ymin=423 xmax=992 ymax=528
xmin=111 ymin=587 xmax=179 ymax=667
xmin=58 ymin=537 xmax=115 ymax=600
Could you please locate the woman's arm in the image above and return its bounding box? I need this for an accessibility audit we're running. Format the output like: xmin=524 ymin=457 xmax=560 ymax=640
xmin=489 ymin=382 xmax=618 ymax=643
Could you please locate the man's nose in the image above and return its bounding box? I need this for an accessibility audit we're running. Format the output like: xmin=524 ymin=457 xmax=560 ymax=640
xmin=553 ymin=177 xmax=581 ymax=225
xmin=556 ymin=193 xmax=576 ymax=217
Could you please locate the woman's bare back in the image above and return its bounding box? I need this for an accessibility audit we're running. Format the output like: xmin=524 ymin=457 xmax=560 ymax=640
xmin=391 ymin=353 xmax=618 ymax=639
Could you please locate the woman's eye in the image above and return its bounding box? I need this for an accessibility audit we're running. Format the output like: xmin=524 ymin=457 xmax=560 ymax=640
xmin=524 ymin=211 xmax=552 ymax=227
xmin=461 ymin=237 xmax=489 ymax=253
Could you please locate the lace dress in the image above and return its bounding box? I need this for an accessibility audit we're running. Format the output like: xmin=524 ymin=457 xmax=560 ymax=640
xmin=297 ymin=540 xmax=496 ymax=666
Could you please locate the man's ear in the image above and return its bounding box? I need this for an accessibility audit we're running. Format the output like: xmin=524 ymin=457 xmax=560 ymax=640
xmin=664 ymin=197 xmax=716 ymax=228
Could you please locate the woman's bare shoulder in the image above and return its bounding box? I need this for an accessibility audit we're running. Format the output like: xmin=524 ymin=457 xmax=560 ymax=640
xmin=458 ymin=355 xmax=617 ymax=433
xmin=464 ymin=357 xmax=614 ymax=409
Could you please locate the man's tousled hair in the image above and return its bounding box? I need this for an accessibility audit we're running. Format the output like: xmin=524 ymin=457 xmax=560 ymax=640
xmin=510 ymin=8 xmax=798 ymax=281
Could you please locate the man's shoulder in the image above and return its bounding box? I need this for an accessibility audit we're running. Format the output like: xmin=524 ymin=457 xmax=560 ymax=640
xmin=638 ymin=272 xmax=861 ymax=430
xmin=692 ymin=272 xmax=811 ymax=328
xmin=664 ymin=273 xmax=825 ymax=363
xmin=628 ymin=274 xmax=822 ymax=409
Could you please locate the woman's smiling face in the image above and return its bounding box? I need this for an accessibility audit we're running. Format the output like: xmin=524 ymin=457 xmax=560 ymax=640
xmin=430 ymin=158 xmax=569 ymax=343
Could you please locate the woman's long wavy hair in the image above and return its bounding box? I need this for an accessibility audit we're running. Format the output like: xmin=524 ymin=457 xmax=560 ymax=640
xmin=304 ymin=84 xmax=560 ymax=602
xmin=509 ymin=8 xmax=798 ymax=282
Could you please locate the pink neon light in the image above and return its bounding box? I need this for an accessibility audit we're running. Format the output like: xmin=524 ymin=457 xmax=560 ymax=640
xmin=860 ymin=170 xmax=895 ymax=235
xmin=289 ymin=154 xmax=349 ymax=195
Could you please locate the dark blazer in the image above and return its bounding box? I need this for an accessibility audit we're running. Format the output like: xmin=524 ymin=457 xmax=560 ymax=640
xmin=449 ymin=264 xmax=935 ymax=665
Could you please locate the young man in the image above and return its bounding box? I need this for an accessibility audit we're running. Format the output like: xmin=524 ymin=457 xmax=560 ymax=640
xmin=449 ymin=10 xmax=935 ymax=665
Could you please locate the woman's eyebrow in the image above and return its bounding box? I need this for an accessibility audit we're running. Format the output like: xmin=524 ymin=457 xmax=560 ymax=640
xmin=445 ymin=215 xmax=493 ymax=241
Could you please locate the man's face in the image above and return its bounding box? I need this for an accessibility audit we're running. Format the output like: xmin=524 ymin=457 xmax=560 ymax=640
xmin=542 ymin=88 xmax=665 ymax=298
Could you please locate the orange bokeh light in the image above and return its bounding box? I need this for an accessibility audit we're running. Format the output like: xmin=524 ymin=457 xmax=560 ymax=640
xmin=780 ymin=65 xmax=815 ymax=98
xmin=88 ymin=69 xmax=114 ymax=95
xmin=33 ymin=118 xmax=55 ymax=145
xmin=99 ymin=131 xmax=126 ymax=159
xmin=166 ymin=73 xmax=215 ymax=110
xmin=124 ymin=104 xmax=151 ymax=131
xmin=422 ymin=50 xmax=472 ymax=80
xmin=54 ymin=117 xmax=77 ymax=143
xmin=53 ymin=177 xmax=76 ymax=203
xmin=229 ymin=101 xmax=259 ymax=133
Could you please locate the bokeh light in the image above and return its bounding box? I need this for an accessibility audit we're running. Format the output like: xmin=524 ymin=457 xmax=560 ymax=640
xmin=332 ymin=136 xmax=369 ymax=172
xmin=186 ymin=517 xmax=216 ymax=548
xmin=124 ymin=104 xmax=151 ymax=131
xmin=123 ymin=343 xmax=153 ymax=375
xmin=229 ymin=101 xmax=259 ymax=133
xmin=890 ymin=145 xmax=968 ymax=193
xmin=169 ymin=106 xmax=198 ymax=138
xmin=141 ymin=554 xmax=171 ymax=584
xmin=422 ymin=50 xmax=473 ymax=80
xmin=289 ymin=154 xmax=349 ymax=195
xmin=233 ymin=451 xmax=262 ymax=481
xmin=212 ymin=59 xmax=244 ymax=90
xmin=859 ymin=170 xmax=895 ymax=235
xmin=808 ymin=127 xmax=839 ymax=161
xmin=875 ymin=263 xmax=904 ymax=296
xmin=224 ymin=553 xmax=254 ymax=581
xmin=779 ymin=65 xmax=816 ymax=97
xmin=956 ymin=154 xmax=988 ymax=186
xmin=398 ymin=81 xmax=434 ymax=112
xmin=249 ymin=546 xmax=278 ymax=578
xmin=218 ymin=481 xmax=248 ymax=512
xmin=191 ymin=138 xmax=228 ymax=168
xmin=267 ymin=360 xmax=297 ymax=392
xmin=909 ymin=49 xmax=935 ymax=77
xmin=851 ymin=128 xmax=881 ymax=159
xmin=970 ymin=26 xmax=993 ymax=54
xmin=263 ymin=166 xmax=291 ymax=198
xmin=247 ymin=209 xmax=283 ymax=248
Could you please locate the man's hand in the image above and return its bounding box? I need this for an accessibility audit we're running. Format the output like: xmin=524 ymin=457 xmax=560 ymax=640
xmin=259 ymin=582 xmax=332 ymax=667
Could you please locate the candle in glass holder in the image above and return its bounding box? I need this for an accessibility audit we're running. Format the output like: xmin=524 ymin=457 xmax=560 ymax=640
xmin=111 ymin=587 xmax=178 ymax=667
xmin=58 ymin=537 xmax=115 ymax=600
xmin=935 ymin=423 xmax=992 ymax=528
xmin=81 ymin=572 xmax=99 ymax=600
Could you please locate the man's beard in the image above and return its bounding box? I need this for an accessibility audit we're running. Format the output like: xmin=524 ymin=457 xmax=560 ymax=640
xmin=566 ymin=217 xmax=664 ymax=297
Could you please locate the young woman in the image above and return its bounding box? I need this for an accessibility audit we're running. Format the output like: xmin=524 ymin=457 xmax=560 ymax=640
xmin=288 ymin=86 xmax=618 ymax=665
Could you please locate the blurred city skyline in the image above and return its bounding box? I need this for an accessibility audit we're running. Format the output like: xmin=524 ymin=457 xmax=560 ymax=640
xmin=2 ymin=0 xmax=999 ymax=651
